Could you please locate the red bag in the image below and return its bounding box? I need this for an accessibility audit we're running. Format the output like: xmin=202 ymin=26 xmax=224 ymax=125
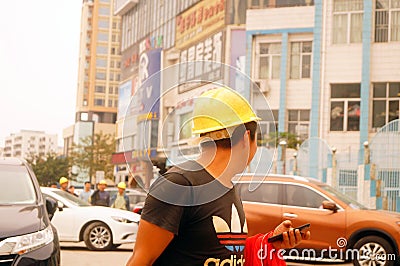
xmin=244 ymin=231 xmax=287 ymax=266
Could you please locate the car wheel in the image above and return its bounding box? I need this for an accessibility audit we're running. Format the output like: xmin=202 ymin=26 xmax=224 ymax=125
xmin=353 ymin=236 xmax=396 ymax=266
xmin=83 ymin=222 xmax=113 ymax=251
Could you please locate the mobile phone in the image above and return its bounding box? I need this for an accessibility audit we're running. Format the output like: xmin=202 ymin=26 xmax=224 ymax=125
xmin=267 ymin=223 xmax=311 ymax=243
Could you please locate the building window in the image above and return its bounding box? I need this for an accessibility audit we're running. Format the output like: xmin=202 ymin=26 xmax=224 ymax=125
xmin=97 ymin=32 xmax=108 ymax=42
xmin=96 ymin=58 xmax=107 ymax=68
xmin=288 ymin=110 xmax=310 ymax=140
xmin=112 ymin=34 xmax=116 ymax=42
xmin=98 ymin=19 xmax=109 ymax=29
xmin=99 ymin=7 xmax=110 ymax=16
xmin=95 ymin=85 xmax=105 ymax=93
xmin=108 ymin=87 xmax=113 ymax=94
xmin=114 ymin=100 xmax=118 ymax=107
xmin=332 ymin=0 xmax=363 ymax=44
xmin=108 ymin=99 xmax=113 ymax=107
xmin=257 ymin=43 xmax=281 ymax=79
xmin=290 ymin=41 xmax=312 ymax=79
xmin=95 ymin=72 xmax=106 ymax=80
xmin=96 ymin=45 xmax=108 ymax=54
xmin=256 ymin=109 xmax=279 ymax=146
xmin=375 ymin=0 xmax=400 ymax=42
xmin=179 ymin=112 xmax=192 ymax=140
xmin=330 ymin=84 xmax=361 ymax=131
xmin=94 ymin=98 xmax=105 ymax=106
xmin=372 ymin=82 xmax=400 ymax=128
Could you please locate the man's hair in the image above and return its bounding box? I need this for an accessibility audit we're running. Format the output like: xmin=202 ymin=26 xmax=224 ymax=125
xmin=84 ymin=181 xmax=91 ymax=185
xmin=200 ymin=121 xmax=258 ymax=149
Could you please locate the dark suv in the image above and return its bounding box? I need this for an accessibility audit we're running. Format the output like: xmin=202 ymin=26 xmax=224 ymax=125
xmin=0 ymin=157 xmax=60 ymax=265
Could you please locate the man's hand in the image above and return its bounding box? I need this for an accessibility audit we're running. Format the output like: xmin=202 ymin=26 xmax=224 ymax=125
xmin=271 ymin=220 xmax=311 ymax=249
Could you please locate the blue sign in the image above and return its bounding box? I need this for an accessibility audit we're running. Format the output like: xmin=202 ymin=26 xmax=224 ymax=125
xmin=134 ymin=48 xmax=161 ymax=120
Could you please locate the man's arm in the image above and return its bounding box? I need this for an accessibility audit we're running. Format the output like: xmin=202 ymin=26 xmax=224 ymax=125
xmin=126 ymin=219 xmax=174 ymax=266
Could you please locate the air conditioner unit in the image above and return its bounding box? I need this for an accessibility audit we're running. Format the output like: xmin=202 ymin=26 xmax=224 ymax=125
xmin=253 ymin=79 xmax=270 ymax=93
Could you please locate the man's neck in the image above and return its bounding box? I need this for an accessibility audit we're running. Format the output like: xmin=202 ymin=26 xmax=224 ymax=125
xmin=196 ymin=148 xmax=239 ymax=188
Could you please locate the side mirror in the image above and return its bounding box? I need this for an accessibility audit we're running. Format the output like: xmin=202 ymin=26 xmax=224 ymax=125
xmin=45 ymin=198 xmax=58 ymax=220
xmin=322 ymin=200 xmax=338 ymax=213
xmin=57 ymin=201 xmax=64 ymax=212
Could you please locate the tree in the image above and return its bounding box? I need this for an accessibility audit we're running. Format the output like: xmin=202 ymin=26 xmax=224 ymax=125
xmin=69 ymin=132 xmax=116 ymax=182
xmin=26 ymin=153 xmax=70 ymax=186
xmin=265 ymin=132 xmax=303 ymax=149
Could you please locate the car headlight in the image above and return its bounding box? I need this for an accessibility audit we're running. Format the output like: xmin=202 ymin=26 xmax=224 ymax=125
xmin=111 ymin=216 xmax=137 ymax=224
xmin=7 ymin=226 xmax=54 ymax=255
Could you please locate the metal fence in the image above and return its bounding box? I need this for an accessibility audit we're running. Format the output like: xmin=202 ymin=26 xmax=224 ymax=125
xmin=334 ymin=152 xmax=359 ymax=200
xmin=370 ymin=119 xmax=400 ymax=212
xmin=297 ymin=138 xmax=332 ymax=181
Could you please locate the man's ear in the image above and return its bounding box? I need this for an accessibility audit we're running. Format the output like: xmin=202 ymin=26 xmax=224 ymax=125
xmin=241 ymin=130 xmax=250 ymax=148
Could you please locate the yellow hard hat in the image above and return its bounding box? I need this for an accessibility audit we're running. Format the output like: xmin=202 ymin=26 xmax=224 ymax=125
xmin=117 ymin=182 xmax=126 ymax=189
xmin=59 ymin=177 xmax=68 ymax=185
xmin=192 ymin=87 xmax=260 ymax=136
xmin=99 ymin=180 xmax=107 ymax=185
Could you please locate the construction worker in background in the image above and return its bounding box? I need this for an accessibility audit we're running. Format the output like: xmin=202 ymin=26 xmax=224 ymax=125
xmin=127 ymin=87 xmax=310 ymax=265
xmin=110 ymin=182 xmax=130 ymax=211
xmin=90 ymin=179 xmax=110 ymax=206
xmin=59 ymin=177 xmax=69 ymax=192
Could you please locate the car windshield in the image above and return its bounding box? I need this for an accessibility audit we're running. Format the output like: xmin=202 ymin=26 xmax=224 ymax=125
xmin=53 ymin=190 xmax=91 ymax=207
xmin=0 ymin=165 xmax=36 ymax=204
xmin=319 ymin=184 xmax=368 ymax=210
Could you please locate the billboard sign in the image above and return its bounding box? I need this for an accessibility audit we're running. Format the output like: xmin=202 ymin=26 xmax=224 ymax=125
xmin=176 ymin=0 xmax=225 ymax=49
xmin=132 ymin=48 xmax=162 ymax=121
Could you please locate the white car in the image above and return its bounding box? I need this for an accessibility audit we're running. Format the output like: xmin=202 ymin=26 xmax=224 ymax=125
xmin=41 ymin=187 xmax=140 ymax=251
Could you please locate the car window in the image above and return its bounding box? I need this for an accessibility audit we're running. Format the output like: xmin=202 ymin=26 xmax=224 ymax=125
xmin=128 ymin=194 xmax=147 ymax=205
xmin=319 ymin=184 xmax=367 ymax=210
xmin=0 ymin=165 xmax=36 ymax=204
xmin=236 ymin=182 xmax=281 ymax=204
xmin=285 ymin=184 xmax=327 ymax=209
xmin=53 ymin=190 xmax=91 ymax=207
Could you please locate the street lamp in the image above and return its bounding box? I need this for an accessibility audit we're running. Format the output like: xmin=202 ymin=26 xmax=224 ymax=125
xmin=279 ymin=140 xmax=287 ymax=174
xmin=293 ymin=152 xmax=298 ymax=175
xmin=363 ymin=141 xmax=370 ymax=164
xmin=331 ymin=146 xmax=337 ymax=188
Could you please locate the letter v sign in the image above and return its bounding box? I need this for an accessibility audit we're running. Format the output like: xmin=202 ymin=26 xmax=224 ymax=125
xmin=146 ymin=86 xmax=153 ymax=98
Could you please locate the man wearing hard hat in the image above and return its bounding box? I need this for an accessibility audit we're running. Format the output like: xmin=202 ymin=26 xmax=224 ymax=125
xmin=59 ymin=177 xmax=69 ymax=192
xmin=90 ymin=179 xmax=110 ymax=206
xmin=127 ymin=87 xmax=310 ymax=265
xmin=110 ymin=182 xmax=130 ymax=211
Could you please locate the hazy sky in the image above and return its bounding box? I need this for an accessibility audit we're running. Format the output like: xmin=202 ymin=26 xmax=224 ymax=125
xmin=0 ymin=0 xmax=82 ymax=147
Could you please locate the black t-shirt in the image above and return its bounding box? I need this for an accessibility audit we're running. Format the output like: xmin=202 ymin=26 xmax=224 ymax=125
xmin=141 ymin=161 xmax=248 ymax=266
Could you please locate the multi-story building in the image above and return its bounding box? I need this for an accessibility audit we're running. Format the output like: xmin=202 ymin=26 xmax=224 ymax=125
xmin=3 ymin=130 xmax=58 ymax=159
xmin=112 ymin=0 xmax=248 ymax=188
xmin=63 ymin=0 xmax=122 ymax=184
xmin=246 ymin=0 xmax=400 ymax=211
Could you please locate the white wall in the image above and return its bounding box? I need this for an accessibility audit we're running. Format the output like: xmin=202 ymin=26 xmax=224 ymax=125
xmin=247 ymin=6 xmax=315 ymax=31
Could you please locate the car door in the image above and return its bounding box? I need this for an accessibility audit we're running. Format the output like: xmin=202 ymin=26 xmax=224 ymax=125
xmin=281 ymin=183 xmax=346 ymax=251
xmin=43 ymin=193 xmax=77 ymax=241
xmin=236 ymin=181 xmax=283 ymax=237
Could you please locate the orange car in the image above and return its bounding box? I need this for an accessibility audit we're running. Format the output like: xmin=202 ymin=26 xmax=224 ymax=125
xmin=234 ymin=174 xmax=400 ymax=266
